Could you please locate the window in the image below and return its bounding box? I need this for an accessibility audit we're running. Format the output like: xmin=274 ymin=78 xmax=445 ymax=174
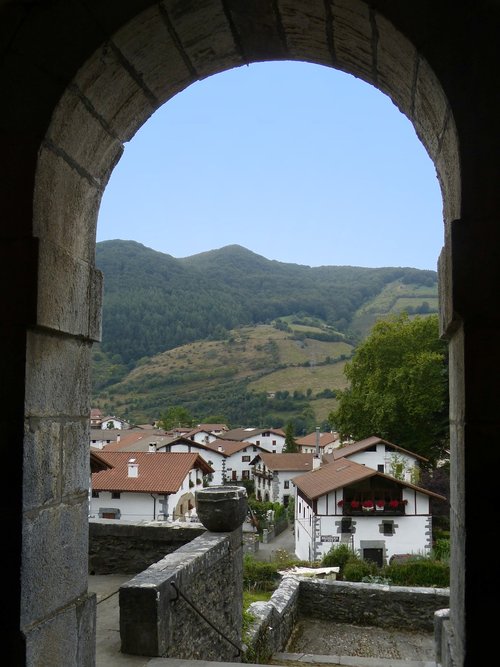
xmin=383 ymin=522 xmax=394 ymax=536
xmin=242 ymin=455 xmax=250 ymax=462
xmin=111 ymin=491 xmax=121 ymax=499
xmin=341 ymin=518 xmax=352 ymax=534
xmin=91 ymin=490 xmax=99 ymax=498
xmin=272 ymin=440 xmax=276 ymax=446
xmin=242 ymin=470 xmax=250 ymax=480
xmin=377 ymin=464 xmax=384 ymax=472
xmin=284 ymin=481 xmax=289 ymax=489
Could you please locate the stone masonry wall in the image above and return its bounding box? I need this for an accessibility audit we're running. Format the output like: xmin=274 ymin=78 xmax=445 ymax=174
xmin=119 ymin=528 xmax=244 ymax=661
xmin=298 ymin=579 xmax=450 ymax=632
xmin=244 ymin=576 xmax=449 ymax=662
xmin=88 ymin=520 xmax=205 ymax=574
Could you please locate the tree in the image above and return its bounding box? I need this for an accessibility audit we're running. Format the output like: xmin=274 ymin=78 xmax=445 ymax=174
xmin=158 ymin=406 xmax=194 ymax=430
xmin=283 ymin=422 xmax=298 ymax=452
xmin=328 ymin=313 xmax=448 ymax=463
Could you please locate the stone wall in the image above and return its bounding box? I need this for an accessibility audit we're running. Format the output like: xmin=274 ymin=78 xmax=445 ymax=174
xmin=298 ymin=579 xmax=449 ymax=632
xmin=244 ymin=576 xmax=301 ymax=664
xmin=89 ymin=520 xmax=205 ymax=574
xmin=244 ymin=576 xmax=449 ymax=662
xmin=119 ymin=528 xmax=244 ymax=661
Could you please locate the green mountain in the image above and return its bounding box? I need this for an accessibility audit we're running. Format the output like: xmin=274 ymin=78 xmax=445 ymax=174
xmin=92 ymin=240 xmax=438 ymax=428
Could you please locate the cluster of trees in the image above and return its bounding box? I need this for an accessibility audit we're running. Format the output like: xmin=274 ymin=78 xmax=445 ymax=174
xmin=329 ymin=313 xmax=449 ymax=464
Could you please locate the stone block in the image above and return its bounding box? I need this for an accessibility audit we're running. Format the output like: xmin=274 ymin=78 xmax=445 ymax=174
xmin=25 ymin=591 xmax=96 ymax=667
xmin=280 ymin=1 xmax=331 ymax=64
xmin=162 ymin=0 xmax=241 ymax=77
xmin=332 ymin=0 xmax=373 ymax=84
xmin=34 ymin=146 xmax=102 ymax=262
xmin=413 ymin=56 xmax=448 ymax=162
xmin=113 ymin=4 xmax=195 ymax=105
xmin=376 ymin=13 xmax=416 ymax=117
xmin=21 ymin=502 xmax=89 ymax=626
xmin=47 ymin=85 xmax=123 ymax=182
xmin=72 ymin=40 xmax=156 ymax=143
xmin=23 ymin=419 xmax=61 ymax=512
xmin=36 ymin=239 xmax=97 ymax=338
xmin=25 ymin=331 xmax=91 ymax=416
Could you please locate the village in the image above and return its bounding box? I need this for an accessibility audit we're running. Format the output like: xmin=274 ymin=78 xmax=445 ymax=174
xmin=89 ymin=408 xmax=447 ymax=566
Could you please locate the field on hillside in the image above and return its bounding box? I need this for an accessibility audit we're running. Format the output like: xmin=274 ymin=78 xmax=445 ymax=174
xmin=96 ymin=323 xmax=353 ymax=424
xmin=350 ymin=280 xmax=438 ymax=338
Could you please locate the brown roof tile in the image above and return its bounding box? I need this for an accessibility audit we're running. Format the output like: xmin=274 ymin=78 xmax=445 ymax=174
xmin=91 ymin=451 xmax=213 ymax=494
xmin=254 ymin=452 xmax=316 ymax=472
xmin=332 ymin=435 xmax=428 ymax=462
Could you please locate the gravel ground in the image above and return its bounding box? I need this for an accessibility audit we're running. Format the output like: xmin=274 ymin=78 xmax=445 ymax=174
xmin=283 ymin=618 xmax=436 ymax=661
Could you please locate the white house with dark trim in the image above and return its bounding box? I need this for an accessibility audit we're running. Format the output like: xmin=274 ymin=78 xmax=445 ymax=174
xmin=292 ymin=455 xmax=446 ymax=565
xmin=325 ymin=435 xmax=428 ymax=484
xmin=250 ymin=452 xmax=315 ymax=506
xmin=218 ymin=427 xmax=286 ymax=453
xmin=162 ymin=436 xmax=267 ymax=486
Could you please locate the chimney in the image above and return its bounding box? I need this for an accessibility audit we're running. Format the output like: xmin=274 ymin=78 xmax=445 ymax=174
xmin=127 ymin=458 xmax=138 ymax=477
xmin=148 ymin=442 xmax=156 ymax=453
xmin=313 ymin=427 xmax=321 ymax=469
xmin=116 ymin=434 xmax=121 ymax=443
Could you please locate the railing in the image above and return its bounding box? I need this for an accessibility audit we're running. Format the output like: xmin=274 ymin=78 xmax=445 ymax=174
xmin=339 ymin=501 xmax=408 ymax=516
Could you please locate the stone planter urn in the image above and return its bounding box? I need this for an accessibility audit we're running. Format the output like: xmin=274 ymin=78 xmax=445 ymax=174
xmin=195 ymin=485 xmax=248 ymax=532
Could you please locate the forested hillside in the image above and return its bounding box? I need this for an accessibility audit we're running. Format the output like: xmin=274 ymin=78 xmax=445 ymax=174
xmin=92 ymin=240 xmax=438 ymax=426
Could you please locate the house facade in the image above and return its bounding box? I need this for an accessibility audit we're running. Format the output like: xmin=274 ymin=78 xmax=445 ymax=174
xmin=219 ymin=427 xmax=286 ymax=453
xmin=327 ymin=435 xmax=428 ymax=483
xmin=251 ymin=452 xmax=315 ymax=506
xmin=296 ymin=430 xmax=342 ymax=455
xmin=292 ymin=456 xmax=445 ymax=565
xmin=163 ymin=436 xmax=266 ymax=486
xmin=89 ymin=450 xmax=213 ymax=522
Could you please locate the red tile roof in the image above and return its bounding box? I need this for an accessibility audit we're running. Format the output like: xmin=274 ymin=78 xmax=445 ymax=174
xmin=296 ymin=431 xmax=339 ymax=448
xmin=202 ymin=438 xmax=262 ymax=456
xmin=292 ymin=457 xmax=446 ymax=502
xmin=331 ymin=435 xmax=428 ymax=462
xmin=254 ymin=452 xmax=316 ymax=472
xmin=91 ymin=451 xmax=213 ymax=494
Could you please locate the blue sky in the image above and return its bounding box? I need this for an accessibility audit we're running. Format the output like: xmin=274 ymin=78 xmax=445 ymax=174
xmin=97 ymin=60 xmax=443 ymax=271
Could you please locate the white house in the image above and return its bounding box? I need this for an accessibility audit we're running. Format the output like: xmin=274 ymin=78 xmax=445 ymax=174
xmin=296 ymin=430 xmax=342 ymax=455
xmin=100 ymin=415 xmax=132 ymax=430
xmin=89 ymin=450 xmax=213 ymax=522
xmin=163 ymin=436 xmax=267 ymax=486
xmin=219 ymin=427 xmax=286 ymax=453
xmin=291 ymin=456 xmax=446 ymax=565
xmin=251 ymin=452 xmax=315 ymax=506
xmin=326 ymin=435 xmax=428 ymax=483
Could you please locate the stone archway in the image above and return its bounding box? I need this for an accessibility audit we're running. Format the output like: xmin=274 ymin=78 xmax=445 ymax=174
xmin=8 ymin=2 xmax=497 ymax=666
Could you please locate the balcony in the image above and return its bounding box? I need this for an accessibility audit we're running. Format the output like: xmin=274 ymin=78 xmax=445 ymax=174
xmin=338 ymin=499 xmax=408 ymax=516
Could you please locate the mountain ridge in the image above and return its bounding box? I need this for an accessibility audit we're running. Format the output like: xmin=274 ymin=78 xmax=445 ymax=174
xmin=92 ymin=240 xmax=438 ymax=426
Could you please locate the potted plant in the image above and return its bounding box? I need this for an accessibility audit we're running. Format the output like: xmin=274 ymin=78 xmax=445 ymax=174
xmin=375 ymin=499 xmax=385 ymax=510
xmin=350 ymin=500 xmax=360 ymax=510
xmin=362 ymin=500 xmax=374 ymax=511
xmin=388 ymin=499 xmax=400 ymax=509
xmin=337 ymin=499 xmax=344 ymax=508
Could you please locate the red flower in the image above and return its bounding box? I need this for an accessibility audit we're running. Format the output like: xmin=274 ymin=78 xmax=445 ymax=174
xmin=350 ymin=500 xmax=360 ymax=509
xmin=375 ymin=499 xmax=385 ymax=508
xmin=388 ymin=500 xmax=399 ymax=509
xmin=337 ymin=499 xmax=344 ymax=507
xmin=362 ymin=500 xmax=374 ymax=508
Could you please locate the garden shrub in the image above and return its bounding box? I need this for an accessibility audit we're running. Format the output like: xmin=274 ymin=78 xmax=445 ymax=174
xmin=381 ymin=558 xmax=449 ymax=587
xmin=343 ymin=559 xmax=378 ymax=582
xmin=243 ymin=554 xmax=281 ymax=591
xmin=321 ymin=543 xmax=354 ymax=575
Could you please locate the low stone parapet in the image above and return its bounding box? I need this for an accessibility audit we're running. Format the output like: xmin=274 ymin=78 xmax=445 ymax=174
xmin=119 ymin=528 xmax=244 ymax=660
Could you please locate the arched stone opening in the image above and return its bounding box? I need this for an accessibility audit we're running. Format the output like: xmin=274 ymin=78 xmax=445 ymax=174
xmin=7 ymin=2 xmax=497 ymax=666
